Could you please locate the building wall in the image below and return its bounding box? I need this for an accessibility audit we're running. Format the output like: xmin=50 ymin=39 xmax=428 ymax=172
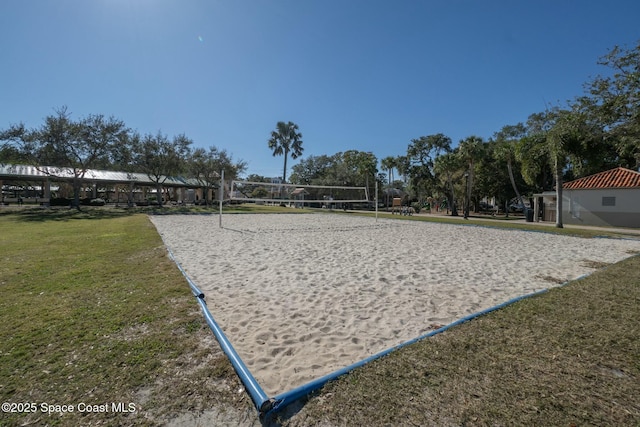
xmin=563 ymin=188 xmax=640 ymax=228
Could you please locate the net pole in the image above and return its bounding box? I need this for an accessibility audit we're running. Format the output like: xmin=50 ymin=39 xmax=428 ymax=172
xmin=219 ymin=170 xmax=224 ymax=228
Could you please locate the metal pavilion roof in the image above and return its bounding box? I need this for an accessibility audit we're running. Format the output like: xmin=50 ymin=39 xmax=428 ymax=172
xmin=0 ymin=164 xmax=203 ymax=188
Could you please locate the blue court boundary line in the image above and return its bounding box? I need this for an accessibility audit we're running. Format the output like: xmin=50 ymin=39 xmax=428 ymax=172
xmin=265 ymin=287 xmax=551 ymax=416
xmin=168 ymin=237 xmax=554 ymax=417
xmin=166 ymin=249 xmax=274 ymax=413
xmin=166 ymin=239 xmax=635 ymax=420
xmin=267 ymin=258 xmax=640 ymax=416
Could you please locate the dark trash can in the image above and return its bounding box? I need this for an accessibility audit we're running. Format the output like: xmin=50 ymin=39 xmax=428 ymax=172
xmin=525 ymin=208 xmax=534 ymax=222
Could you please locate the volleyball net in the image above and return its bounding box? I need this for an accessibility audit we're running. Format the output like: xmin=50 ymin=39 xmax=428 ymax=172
xmin=229 ymin=180 xmax=369 ymax=208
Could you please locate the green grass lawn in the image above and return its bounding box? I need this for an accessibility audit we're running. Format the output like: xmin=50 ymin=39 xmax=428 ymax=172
xmin=284 ymin=252 xmax=640 ymax=426
xmin=1 ymin=206 xmax=639 ymax=426
xmin=0 ymin=209 xmax=252 ymax=426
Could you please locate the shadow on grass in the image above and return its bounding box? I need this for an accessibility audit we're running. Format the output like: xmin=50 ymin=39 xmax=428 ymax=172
xmin=0 ymin=204 xmax=305 ymax=223
xmin=0 ymin=206 xmax=219 ymax=222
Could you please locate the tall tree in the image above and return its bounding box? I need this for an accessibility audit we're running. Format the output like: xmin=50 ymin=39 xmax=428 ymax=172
xmin=522 ymin=106 xmax=591 ymax=228
xmin=0 ymin=123 xmax=31 ymax=164
xmin=458 ymin=136 xmax=484 ymax=218
xmin=494 ymin=124 xmax=527 ymax=212
xmin=395 ymin=155 xmax=410 ymax=183
xmin=406 ymin=134 xmax=452 ymax=203
xmin=475 ymin=140 xmax=515 ymax=211
xmin=433 ymin=151 xmax=462 ymax=216
xmin=190 ymin=146 xmax=246 ymax=206
xmin=267 ymin=121 xmax=303 ymax=183
xmin=547 ymin=108 xmax=589 ymax=228
xmin=380 ymin=156 xmax=397 ymax=208
xmin=343 ymin=150 xmax=378 ymax=200
xmin=520 ymin=111 xmax=557 ymax=192
xmin=516 ymin=134 xmax=552 ymax=192
xmin=289 ymin=153 xmax=342 ymax=186
xmin=0 ymin=107 xmax=129 ymax=209
xmin=380 ymin=156 xmax=397 ymax=187
xmin=132 ymin=132 xmax=192 ymax=207
xmin=578 ymin=41 xmax=640 ymax=168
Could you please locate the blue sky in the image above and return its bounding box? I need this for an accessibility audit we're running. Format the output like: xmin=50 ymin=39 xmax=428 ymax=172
xmin=2 ymin=0 xmax=639 ymax=178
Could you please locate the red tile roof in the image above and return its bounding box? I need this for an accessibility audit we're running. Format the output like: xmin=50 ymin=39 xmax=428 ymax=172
xmin=564 ymin=167 xmax=640 ymax=190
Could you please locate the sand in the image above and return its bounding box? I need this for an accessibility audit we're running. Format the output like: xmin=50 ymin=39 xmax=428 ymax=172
xmin=149 ymin=213 xmax=640 ymax=396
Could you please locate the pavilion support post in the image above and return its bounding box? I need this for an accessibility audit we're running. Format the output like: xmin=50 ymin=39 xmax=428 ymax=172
xmin=43 ymin=179 xmax=51 ymax=206
xmin=128 ymin=182 xmax=134 ymax=207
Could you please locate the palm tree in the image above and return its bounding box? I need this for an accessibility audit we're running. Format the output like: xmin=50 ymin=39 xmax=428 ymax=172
xmin=523 ymin=107 xmax=574 ymax=228
xmin=381 ymin=156 xmax=397 ymax=208
xmin=458 ymin=136 xmax=484 ymax=218
xmin=395 ymin=155 xmax=410 ymax=184
xmin=494 ymin=124 xmax=527 ymax=215
xmin=268 ymin=121 xmax=303 ymax=183
xmin=547 ymin=109 xmax=584 ymax=228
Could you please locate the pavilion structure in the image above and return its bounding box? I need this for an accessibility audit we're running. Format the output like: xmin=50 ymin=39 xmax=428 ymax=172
xmin=0 ymin=164 xmax=209 ymax=206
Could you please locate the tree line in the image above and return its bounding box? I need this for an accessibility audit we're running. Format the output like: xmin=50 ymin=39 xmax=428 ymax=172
xmin=284 ymin=41 xmax=639 ymax=227
xmin=2 ymin=41 xmax=638 ymax=222
xmin=0 ymin=106 xmax=247 ymax=209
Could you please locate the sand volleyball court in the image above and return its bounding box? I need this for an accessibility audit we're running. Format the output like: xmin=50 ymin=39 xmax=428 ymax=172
xmin=150 ymin=213 xmax=640 ymax=396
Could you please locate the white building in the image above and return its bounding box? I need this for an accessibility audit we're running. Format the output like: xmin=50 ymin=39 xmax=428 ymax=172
xmin=558 ymin=167 xmax=640 ymax=228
